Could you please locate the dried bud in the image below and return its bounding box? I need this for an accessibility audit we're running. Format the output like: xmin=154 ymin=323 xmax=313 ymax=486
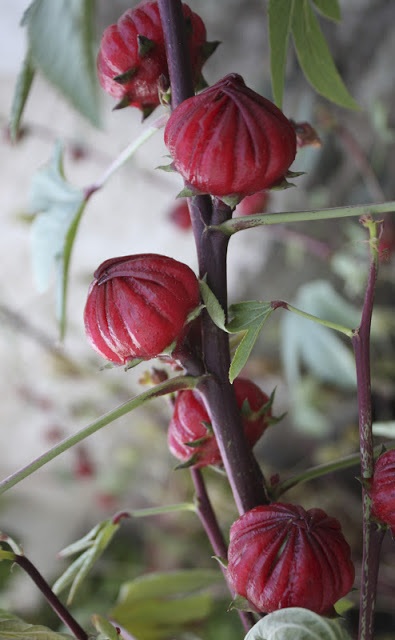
xmin=227 ymin=503 xmax=355 ymax=615
xmin=164 ymin=73 xmax=296 ymax=199
xmin=84 ymin=254 xmax=200 ymax=364
xmin=369 ymin=450 xmax=395 ymax=530
xmin=97 ymin=1 xmax=213 ymax=116
xmin=168 ymin=377 xmax=272 ymax=468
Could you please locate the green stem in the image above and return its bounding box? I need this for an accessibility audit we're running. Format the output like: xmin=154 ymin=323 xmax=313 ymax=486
xmin=0 ymin=375 xmax=202 ymax=496
xmin=274 ymin=444 xmax=394 ymax=498
xmin=271 ymin=300 xmax=354 ymax=337
xmin=212 ymin=201 xmax=395 ymax=236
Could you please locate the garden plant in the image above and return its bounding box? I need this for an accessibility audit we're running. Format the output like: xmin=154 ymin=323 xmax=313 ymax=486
xmin=2 ymin=1 xmax=395 ymax=639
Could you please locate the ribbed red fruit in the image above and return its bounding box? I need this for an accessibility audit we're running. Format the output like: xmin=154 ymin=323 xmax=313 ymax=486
xmin=97 ymin=1 xmax=212 ymax=116
xmin=168 ymin=377 xmax=272 ymax=468
xmin=84 ymin=254 xmax=200 ymax=364
xmin=369 ymin=450 xmax=395 ymax=530
xmin=164 ymin=73 xmax=297 ymax=199
xmin=227 ymin=503 xmax=355 ymax=615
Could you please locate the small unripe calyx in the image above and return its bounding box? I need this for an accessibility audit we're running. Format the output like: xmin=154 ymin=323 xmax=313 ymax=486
xmin=369 ymin=449 xmax=395 ymax=532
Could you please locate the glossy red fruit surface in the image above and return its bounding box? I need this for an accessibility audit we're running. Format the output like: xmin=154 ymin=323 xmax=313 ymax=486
xmin=167 ymin=377 xmax=271 ymax=468
xmin=97 ymin=1 xmax=209 ymax=115
xmin=369 ymin=450 xmax=395 ymax=529
xmin=227 ymin=503 xmax=355 ymax=615
xmin=84 ymin=254 xmax=200 ymax=364
xmin=164 ymin=73 xmax=297 ymax=198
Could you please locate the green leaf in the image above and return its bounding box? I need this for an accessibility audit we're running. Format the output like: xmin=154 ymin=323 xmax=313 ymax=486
xmin=92 ymin=615 xmax=120 ymax=640
xmin=53 ymin=519 xmax=119 ymax=604
xmin=227 ymin=301 xmax=274 ymax=383
xmin=9 ymin=52 xmax=35 ymax=142
xmin=23 ymin=0 xmax=100 ymax=126
xmin=199 ymin=280 xmax=227 ymax=331
xmin=110 ymin=569 xmax=222 ymax=640
xmin=268 ymin=0 xmax=294 ymax=108
xmin=0 ymin=610 xmax=74 ymax=640
xmin=292 ymin=0 xmax=359 ymax=109
xmin=29 ymin=141 xmax=87 ymax=339
xmin=244 ymin=607 xmax=352 ymax=640
xmin=312 ymin=0 xmax=341 ymax=21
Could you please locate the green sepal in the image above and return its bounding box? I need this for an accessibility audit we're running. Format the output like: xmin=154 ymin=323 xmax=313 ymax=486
xmin=113 ymin=95 xmax=130 ymax=111
xmin=184 ymin=435 xmax=211 ymax=448
xmin=228 ymin=594 xmax=258 ymax=613
xmin=220 ymin=194 xmax=242 ymax=208
xmin=174 ymin=453 xmax=200 ymax=470
xmin=156 ymin=162 xmax=176 ymax=173
xmin=212 ymin=555 xmax=228 ymax=569
xmin=137 ymin=34 xmax=156 ymax=57
xmin=124 ymin=358 xmax=144 ymax=372
xmin=141 ymin=104 xmax=156 ymax=120
xmin=201 ymin=40 xmax=221 ymax=62
xmin=113 ymin=67 xmax=137 ymax=85
xmin=194 ymin=74 xmax=209 ymax=93
xmin=177 ymin=185 xmax=203 ymax=198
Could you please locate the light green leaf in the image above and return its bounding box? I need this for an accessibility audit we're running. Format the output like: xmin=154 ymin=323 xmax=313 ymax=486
xmin=29 ymin=141 xmax=87 ymax=339
xmin=244 ymin=607 xmax=352 ymax=640
xmin=292 ymin=0 xmax=359 ymax=109
xmin=199 ymin=280 xmax=227 ymax=331
xmin=53 ymin=519 xmax=119 ymax=604
xmin=111 ymin=570 xmax=221 ymax=640
xmin=23 ymin=0 xmax=100 ymax=125
xmin=0 ymin=610 xmax=74 ymax=640
xmin=92 ymin=615 xmax=121 ymax=640
xmin=226 ymin=301 xmax=274 ymax=382
xmin=312 ymin=0 xmax=341 ymax=21
xmin=268 ymin=0 xmax=294 ymax=108
xmin=9 ymin=52 xmax=35 ymax=142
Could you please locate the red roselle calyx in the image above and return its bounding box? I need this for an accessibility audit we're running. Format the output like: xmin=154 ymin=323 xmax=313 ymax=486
xmin=168 ymin=377 xmax=272 ymax=468
xmin=164 ymin=73 xmax=297 ymax=200
xmin=369 ymin=449 xmax=395 ymax=530
xmin=97 ymin=1 xmax=215 ymax=117
xmin=227 ymin=503 xmax=355 ymax=615
xmin=84 ymin=254 xmax=200 ymax=365
xmin=234 ymin=190 xmax=269 ymax=217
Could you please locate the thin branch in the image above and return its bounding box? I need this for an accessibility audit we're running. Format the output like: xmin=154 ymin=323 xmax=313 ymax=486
xmin=14 ymin=555 xmax=88 ymax=639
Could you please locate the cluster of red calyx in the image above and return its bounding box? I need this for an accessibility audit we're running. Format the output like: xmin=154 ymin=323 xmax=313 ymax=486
xmin=369 ymin=450 xmax=395 ymax=531
xmin=168 ymin=378 xmax=272 ymax=468
xmin=97 ymin=0 xmax=216 ymax=117
xmin=227 ymin=503 xmax=355 ymax=615
xmin=84 ymin=254 xmax=200 ymax=365
xmin=164 ymin=73 xmax=297 ymax=201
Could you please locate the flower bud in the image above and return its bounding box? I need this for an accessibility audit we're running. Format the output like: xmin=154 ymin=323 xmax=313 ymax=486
xmin=84 ymin=254 xmax=200 ymax=364
xmin=97 ymin=1 xmax=213 ymax=116
xmin=164 ymin=74 xmax=297 ymax=199
xmin=227 ymin=503 xmax=355 ymax=615
xmin=168 ymin=377 xmax=272 ymax=468
xmin=369 ymin=450 xmax=395 ymax=530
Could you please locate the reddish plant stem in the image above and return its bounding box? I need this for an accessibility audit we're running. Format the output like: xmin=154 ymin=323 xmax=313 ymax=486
xmin=352 ymin=227 xmax=384 ymax=640
xmin=13 ymin=554 xmax=88 ymax=640
xmin=158 ymin=0 xmax=267 ymax=515
xmin=190 ymin=468 xmax=256 ymax=633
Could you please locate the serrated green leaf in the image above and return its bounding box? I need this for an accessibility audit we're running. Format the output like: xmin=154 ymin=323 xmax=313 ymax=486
xmin=199 ymin=280 xmax=227 ymax=331
xmin=268 ymin=0 xmax=294 ymax=108
xmin=227 ymin=301 xmax=273 ymax=333
xmin=229 ymin=323 xmax=263 ymax=384
xmin=0 ymin=609 xmax=74 ymax=640
xmin=292 ymin=0 xmax=359 ymax=109
xmin=9 ymin=52 xmax=35 ymax=142
xmin=312 ymin=0 xmax=341 ymax=21
xmin=23 ymin=0 xmax=100 ymax=126
xmin=244 ymin=607 xmax=352 ymax=640
xmin=29 ymin=141 xmax=87 ymax=339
